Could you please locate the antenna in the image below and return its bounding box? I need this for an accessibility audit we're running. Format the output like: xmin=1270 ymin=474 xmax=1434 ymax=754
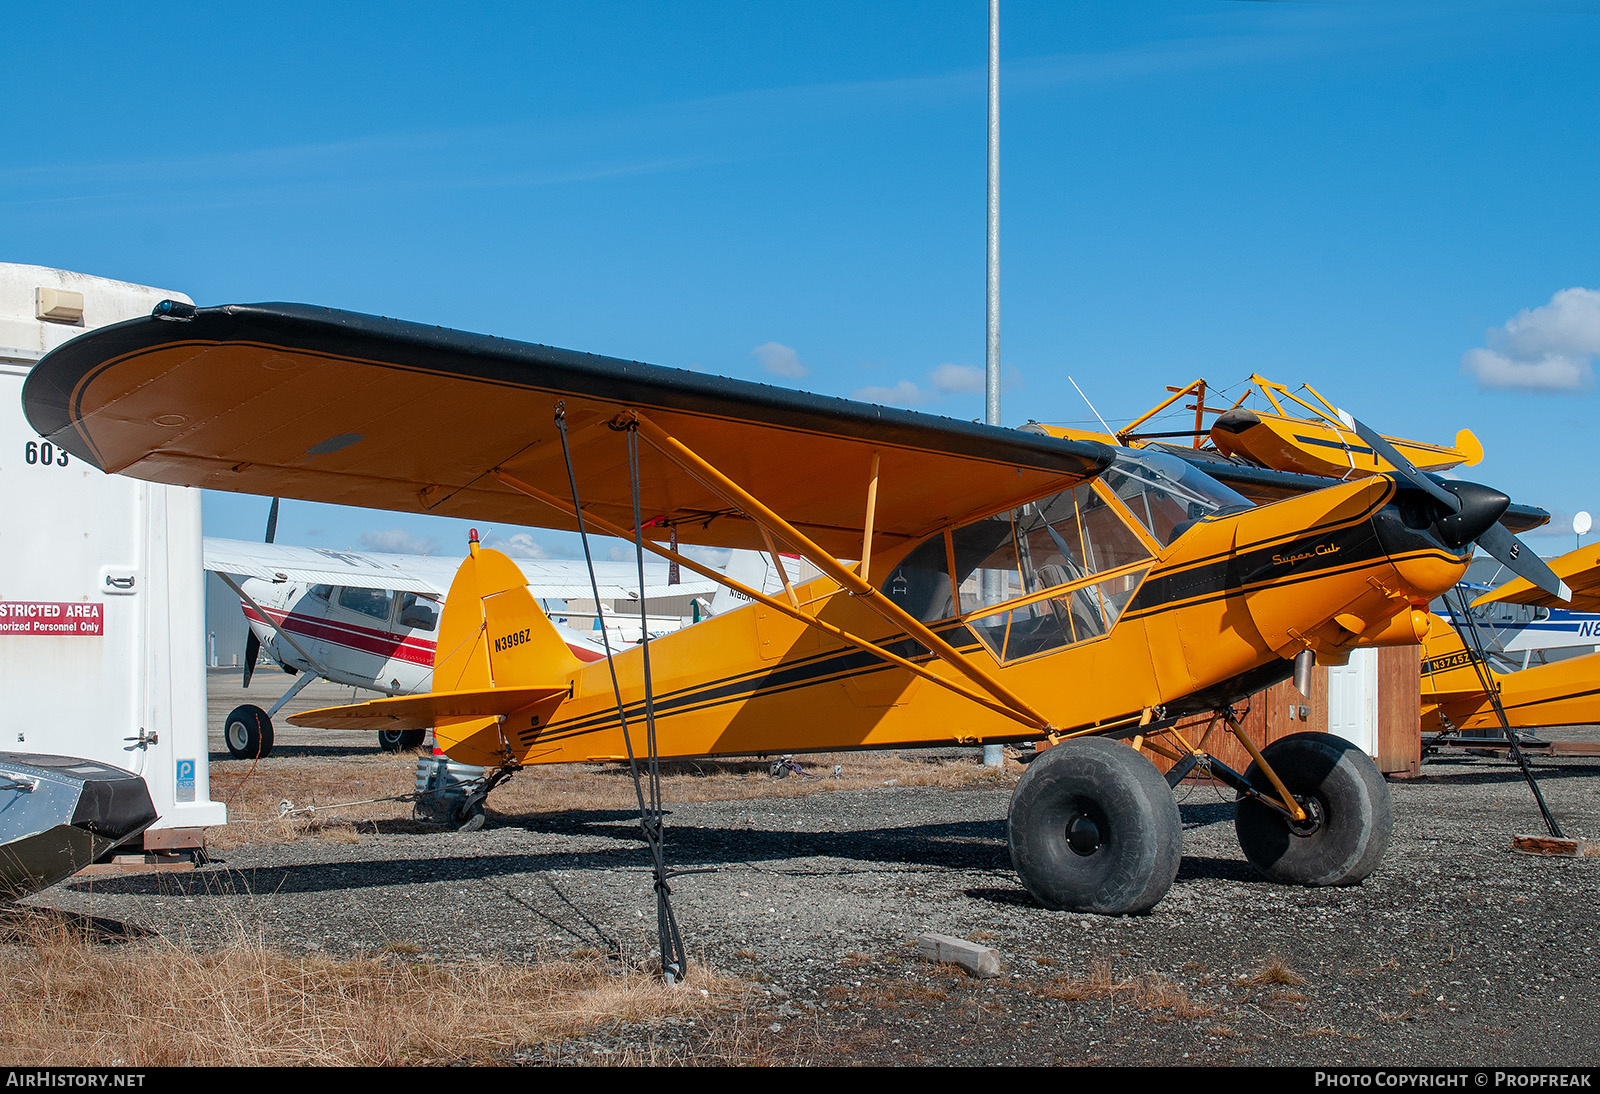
xmin=1068 ymin=375 xmax=1116 ymax=437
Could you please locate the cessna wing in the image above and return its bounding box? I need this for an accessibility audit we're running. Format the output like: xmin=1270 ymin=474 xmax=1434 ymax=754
xmin=25 ymin=302 xmax=1112 ymax=557
xmin=202 ymin=536 xmax=719 ymax=602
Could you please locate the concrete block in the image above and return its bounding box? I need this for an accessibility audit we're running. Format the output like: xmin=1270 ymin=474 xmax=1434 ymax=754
xmin=917 ymin=932 xmax=1003 ymax=979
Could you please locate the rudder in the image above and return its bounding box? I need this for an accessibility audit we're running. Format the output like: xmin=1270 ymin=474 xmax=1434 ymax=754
xmin=430 ymin=533 xmax=582 ymax=763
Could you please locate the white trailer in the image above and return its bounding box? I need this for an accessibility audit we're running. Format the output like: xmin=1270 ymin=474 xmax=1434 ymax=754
xmin=0 ymin=263 xmax=222 ymax=872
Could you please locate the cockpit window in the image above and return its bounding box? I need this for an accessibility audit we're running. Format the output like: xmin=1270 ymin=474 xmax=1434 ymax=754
xmin=1101 ymin=449 xmax=1252 ymax=546
xmin=338 ymin=586 xmax=393 ymax=621
xmin=398 ymin=592 xmax=440 ymax=632
xmin=956 ymin=481 xmax=1153 ymax=615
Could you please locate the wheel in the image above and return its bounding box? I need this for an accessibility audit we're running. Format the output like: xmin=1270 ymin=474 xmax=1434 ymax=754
xmin=224 ymin=704 xmax=274 ymax=759
xmin=377 ymin=728 xmax=426 ymax=752
xmin=1007 ymin=737 xmax=1182 ymax=915
xmin=1235 ymin=731 xmax=1392 ymax=887
xmin=450 ymin=796 xmax=486 ymax=832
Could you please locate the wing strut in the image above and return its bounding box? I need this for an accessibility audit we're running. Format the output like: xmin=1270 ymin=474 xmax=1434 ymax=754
xmin=1441 ymin=589 xmax=1565 ymax=839
xmin=489 ymin=420 xmax=1056 ymax=732
xmin=627 ymin=412 xmax=1057 ymax=731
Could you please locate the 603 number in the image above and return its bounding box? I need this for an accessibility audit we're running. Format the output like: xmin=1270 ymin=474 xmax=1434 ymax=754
xmin=24 ymin=441 xmax=68 ymax=467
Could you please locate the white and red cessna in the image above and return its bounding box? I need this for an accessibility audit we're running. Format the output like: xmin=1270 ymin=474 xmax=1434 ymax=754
xmin=205 ymin=536 xmax=726 ymax=757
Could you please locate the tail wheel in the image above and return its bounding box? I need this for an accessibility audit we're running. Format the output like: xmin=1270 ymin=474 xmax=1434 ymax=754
xmin=377 ymin=729 xmax=427 ymax=753
xmin=450 ymin=796 xmax=486 ymax=832
xmin=223 ymin=705 xmax=274 ymax=760
xmin=1235 ymin=731 xmax=1392 ymax=887
xmin=1007 ymin=737 xmax=1182 ymax=915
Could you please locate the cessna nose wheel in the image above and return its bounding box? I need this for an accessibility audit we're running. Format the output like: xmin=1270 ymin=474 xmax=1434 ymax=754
xmin=223 ymin=704 xmax=274 ymax=760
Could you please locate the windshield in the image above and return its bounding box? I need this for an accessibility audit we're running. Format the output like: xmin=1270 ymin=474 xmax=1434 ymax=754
xmin=1101 ymin=449 xmax=1252 ymax=546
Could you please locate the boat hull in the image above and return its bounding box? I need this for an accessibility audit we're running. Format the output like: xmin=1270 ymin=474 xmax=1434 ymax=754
xmin=0 ymin=753 xmax=158 ymax=898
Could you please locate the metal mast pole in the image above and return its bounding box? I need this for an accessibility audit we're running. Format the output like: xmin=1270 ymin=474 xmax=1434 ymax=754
xmin=986 ymin=0 xmax=1001 ymax=430
xmin=983 ymin=0 xmax=1005 ymax=769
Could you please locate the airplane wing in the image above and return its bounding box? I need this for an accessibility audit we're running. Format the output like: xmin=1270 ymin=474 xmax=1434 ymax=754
xmin=24 ymin=303 xmax=1113 ymax=556
xmin=1470 ymin=546 xmax=1600 ymax=612
xmin=203 ymin=537 xmax=719 ymax=601
xmin=203 ymin=537 xmax=446 ymax=594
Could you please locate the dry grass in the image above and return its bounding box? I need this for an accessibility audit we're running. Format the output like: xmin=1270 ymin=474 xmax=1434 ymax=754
xmin=207 ymin=747 xmax=1020 ymax=848
xmin=1242 ymin=959 xmax=1306 ymax=988
xmin=0 ymin=909 xmax=743 ymax=1067
xmin=1034 ymin=960 xmax=1214 ymax=1020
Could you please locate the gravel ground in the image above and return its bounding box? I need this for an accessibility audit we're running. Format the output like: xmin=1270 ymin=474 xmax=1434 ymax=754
xmin=22 ymin=674 xmax=1600 ymax=1067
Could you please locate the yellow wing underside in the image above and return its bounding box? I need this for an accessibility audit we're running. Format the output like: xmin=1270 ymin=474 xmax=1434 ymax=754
xmin=29 ymin=305 xmax=1111 ymax=558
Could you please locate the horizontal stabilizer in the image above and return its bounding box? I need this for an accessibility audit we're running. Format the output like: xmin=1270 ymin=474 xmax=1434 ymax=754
xmin=287 ymin=685 xmax=568 ymax=733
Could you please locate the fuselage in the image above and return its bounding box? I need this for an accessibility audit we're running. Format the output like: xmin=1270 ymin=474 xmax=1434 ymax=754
xmin=436 ymin=451 xmax=1473 ymax=768
xmin=1421 ymin=613 xmax=1600 ymax=733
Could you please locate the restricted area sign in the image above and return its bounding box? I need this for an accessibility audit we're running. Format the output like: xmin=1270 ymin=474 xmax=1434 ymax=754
xmin=0 ymin=602 xmax=104 ymax=636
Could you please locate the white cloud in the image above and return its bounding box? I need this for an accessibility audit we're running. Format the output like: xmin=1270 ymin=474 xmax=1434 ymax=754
xmin=854 ymin=362 xmax=999 ymax=408
xmin=930 ymin=363 xmax=985 ymax=395
xmin=1461 ymin=288 xmax=1600 ymax=393
xmin=751 ymin=341 xmax=807 ymax=378
xmin=853 ymin=380 xmax=933 ymax=406
xmin=486 ymin=531 xmax=553 ymax=559
xmin=358 ymin=529 xmax=440 ymax=555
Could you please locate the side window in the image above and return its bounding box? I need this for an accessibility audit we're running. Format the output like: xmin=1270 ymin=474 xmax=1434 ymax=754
xmin=953 ymin=515 xmax=1024 ymax=615
xmin=309 ymin=584 xmax=333 ymax=602
xmin=338 ymin=586 xmax=394 ymax=621
xmin=882 ymin=534 xmax=957 ymax=623
xmin=398 ymin=592 xmax=440 ymax=632
xmin=947 ymin=481 xmax=1153 ymax=664
xmin=1078 ymin=487 xmax=1153 ymax=573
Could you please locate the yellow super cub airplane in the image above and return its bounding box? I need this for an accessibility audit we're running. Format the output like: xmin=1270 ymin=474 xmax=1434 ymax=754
xmin=1420 ymin=611 xmax=1600 ymax=737
xmin=1411 ymin=544 xmax=1600 ymax=739
xmin=20 ymin=301 xmax=1566 ymax=916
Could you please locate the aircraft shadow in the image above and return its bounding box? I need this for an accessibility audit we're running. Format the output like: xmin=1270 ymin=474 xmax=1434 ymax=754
xmin=67 ymin=801 xmax=1270 ymax=913
xmin=210 ymin=746 xmax=422 ymax=762
xmin=0 ymin=905 xmax=156 ymax=943
xmin=63 ymin=814 xmax=1016 ymax=901
xmin=1413 ymin=763 xmax=1600 ymax=786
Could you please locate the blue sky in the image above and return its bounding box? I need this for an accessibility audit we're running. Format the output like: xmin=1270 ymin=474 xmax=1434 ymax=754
xmin=7 ymin=1 xmax=1599 ymax=557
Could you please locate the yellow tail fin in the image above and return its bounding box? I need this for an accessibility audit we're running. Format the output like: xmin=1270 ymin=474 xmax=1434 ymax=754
xmin=426 ymin=535 xmax=581 ymax=763
xmin=434 ymin=536 xmax=584 ymax=692
xmin=287 ymin=537 xmax=580 ymax=765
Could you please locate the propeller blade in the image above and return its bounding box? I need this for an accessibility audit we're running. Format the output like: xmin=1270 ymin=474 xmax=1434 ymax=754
xmin=1338 ymin=412 xmax=1461 ymax=514
xmin=1475 ymin=521 xmax=1572 ymax=603
xmin=243 ymin=628 xmax=260 ymax=689
xmin=1341 ymin=412 xmax=1568 ymax=601
xmin=264 ymin=497 xmax=280 ymax=545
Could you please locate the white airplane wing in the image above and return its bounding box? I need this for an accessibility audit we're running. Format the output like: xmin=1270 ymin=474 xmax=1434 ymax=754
xmin=203 ymin=538 xmax=448 ymax=593
xmin=203 ymin=538 xmax=720 ymax=601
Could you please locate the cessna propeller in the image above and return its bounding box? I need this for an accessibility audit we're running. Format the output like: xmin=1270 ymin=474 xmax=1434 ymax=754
xmin=241 ymin=496 xmax=279 ymax=689
xmin=1341 ymin=413 xmax=1571 ymax=604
